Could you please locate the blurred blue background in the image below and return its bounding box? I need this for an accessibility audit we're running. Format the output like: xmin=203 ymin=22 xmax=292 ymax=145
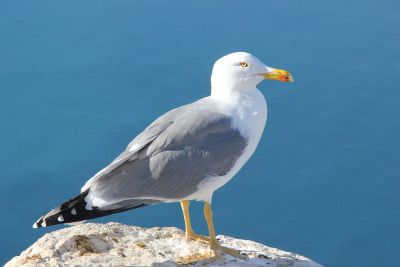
xmin=0 ymin=0 xmax=399 ymax=266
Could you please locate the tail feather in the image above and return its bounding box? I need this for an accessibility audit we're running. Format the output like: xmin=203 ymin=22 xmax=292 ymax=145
xmin=33 ymin=190 xmax=155 ymax=228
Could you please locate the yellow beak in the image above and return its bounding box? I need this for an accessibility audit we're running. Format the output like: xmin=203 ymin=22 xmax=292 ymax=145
xmin=262 ymin=67 xmax=294 ymax=82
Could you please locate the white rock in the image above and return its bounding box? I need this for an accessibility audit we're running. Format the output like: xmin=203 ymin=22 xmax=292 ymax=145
xmin=5 ymin=222 xmax=323 ymax=267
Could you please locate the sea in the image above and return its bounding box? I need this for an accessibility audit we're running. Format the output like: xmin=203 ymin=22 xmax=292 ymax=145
xmin=0 ymin=1 xmax=399 ymax=266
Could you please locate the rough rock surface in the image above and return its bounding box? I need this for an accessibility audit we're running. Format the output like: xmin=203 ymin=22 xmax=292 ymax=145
xmin=6 ymin=222 xmax=323 ymax=267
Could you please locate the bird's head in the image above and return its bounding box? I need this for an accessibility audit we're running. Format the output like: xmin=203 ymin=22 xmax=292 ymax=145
xmin=211 ymin=52 xmax=293 ymax=97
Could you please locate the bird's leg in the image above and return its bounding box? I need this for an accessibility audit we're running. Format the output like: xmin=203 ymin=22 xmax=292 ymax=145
xmin=180 ymin=200 xmax=209 ymax=243
xmin=203 ymin=202 xmax=245 ymax=259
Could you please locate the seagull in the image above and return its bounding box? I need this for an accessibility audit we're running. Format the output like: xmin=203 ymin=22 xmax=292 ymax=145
xmin=33 ymin=52 xmax=293 ymax=256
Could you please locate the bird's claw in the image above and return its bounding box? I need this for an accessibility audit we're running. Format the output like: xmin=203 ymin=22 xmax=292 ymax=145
xmin=186 ymin=232 xmax=210 ymax=244
xmin=185 ymin=231 xmax=247 ymax=260
xmin=210 ymin=241 xmax=248 ymax=260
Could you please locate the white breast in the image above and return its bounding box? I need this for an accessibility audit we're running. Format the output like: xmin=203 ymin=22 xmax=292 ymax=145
xmin=231 ymin=89 xmax=268 ymax=156
xmin=185 ymin=89 xmax=267 ymax=203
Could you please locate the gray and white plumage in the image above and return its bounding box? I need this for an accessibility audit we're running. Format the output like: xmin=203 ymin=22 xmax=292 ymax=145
xmin=33 ymin=52 xmax=293 ymax=228
xmin=83 ymin=98 xmax=247 ymax=209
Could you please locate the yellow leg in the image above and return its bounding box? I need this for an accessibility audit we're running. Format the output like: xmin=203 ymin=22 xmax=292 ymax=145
xmin=203 ymin=202 xmax=218 ymax=248
xmin=204 ymin=202 xmax=246 ymax=259
xmin=180 ymin=200 xmax=209 ymax=243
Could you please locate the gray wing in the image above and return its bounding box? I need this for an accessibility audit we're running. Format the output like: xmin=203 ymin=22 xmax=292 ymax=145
xmin=83 ymin=98 xmax=247 ymax=208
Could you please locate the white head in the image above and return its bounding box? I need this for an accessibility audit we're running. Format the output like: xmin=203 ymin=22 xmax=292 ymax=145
xmin=210 ymin=52 xmax=293 ymax=97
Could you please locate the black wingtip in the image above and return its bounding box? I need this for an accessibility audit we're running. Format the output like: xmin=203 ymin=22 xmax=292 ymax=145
xmin=33 ymin=190 xmax=91 ymax=229
xmin=33 ymin=216 xmax=46 ymax=228
xmin=33 ymin=190 xmax=154 ymax=229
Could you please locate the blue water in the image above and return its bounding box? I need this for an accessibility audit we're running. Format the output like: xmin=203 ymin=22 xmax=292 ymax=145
xmin=1 ymin=1 xmax=399 ymax=266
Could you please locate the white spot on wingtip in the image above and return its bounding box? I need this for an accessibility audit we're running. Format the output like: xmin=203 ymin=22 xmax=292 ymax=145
xmin=41 ymin=221 xmax=46 ymax=227
xmin=71 ymin=208 xmax=77 ymax=215
xmin=57 ymin=215 xmax=64 ymax=222
xmin=33 ymin=222 xmax=38 ymax=228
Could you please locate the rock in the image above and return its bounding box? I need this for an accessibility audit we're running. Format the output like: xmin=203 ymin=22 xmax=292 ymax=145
xmin=5 ymin=222 xmax=323 ymax=267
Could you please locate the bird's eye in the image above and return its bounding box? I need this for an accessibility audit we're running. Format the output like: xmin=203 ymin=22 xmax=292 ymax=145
xmin=239 ymin=62 xmax=249 ymax=67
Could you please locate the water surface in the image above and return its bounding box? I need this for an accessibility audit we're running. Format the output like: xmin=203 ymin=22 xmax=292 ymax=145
xmin=0 ymin=1 xmax=399 ymax=266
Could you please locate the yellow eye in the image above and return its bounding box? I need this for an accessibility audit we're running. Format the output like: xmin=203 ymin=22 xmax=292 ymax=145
xmin=239 ymin=62 xmax=249 ymax=67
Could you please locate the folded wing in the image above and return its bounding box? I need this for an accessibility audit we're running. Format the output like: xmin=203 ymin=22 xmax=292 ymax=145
xmin=85 ymin=98 xmax=248 ymax=208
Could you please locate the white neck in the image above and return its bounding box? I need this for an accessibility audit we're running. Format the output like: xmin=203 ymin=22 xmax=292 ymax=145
xmin=209 ymin=87 xmax=267 ymax=141
xmin=210 ymin=87 xmax=241 ymax=103
xmin=210 ymin=83 xmax=253 ymax=101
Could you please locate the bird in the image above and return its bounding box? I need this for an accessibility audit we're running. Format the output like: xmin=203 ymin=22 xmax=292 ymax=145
xmin=33 ymin=52 xmax=293 ymax=257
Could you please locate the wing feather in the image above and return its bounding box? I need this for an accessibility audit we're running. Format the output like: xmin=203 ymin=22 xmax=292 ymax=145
xmin=83 ymin=98 xmax=247 ymax=208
